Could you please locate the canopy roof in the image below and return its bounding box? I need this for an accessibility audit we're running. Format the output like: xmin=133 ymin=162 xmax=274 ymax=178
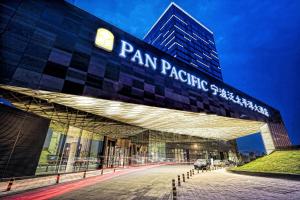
xmin=0 ymin=85 xmax=265 ymax=140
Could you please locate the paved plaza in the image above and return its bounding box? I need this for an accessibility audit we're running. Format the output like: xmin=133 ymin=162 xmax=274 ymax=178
xmin=177 ymin=169 xmax=300 ymax=200
xmin=51 ymin=165 xmax=300 ymax=200
xmin=52 ymin=165 xmax=192 ymax=200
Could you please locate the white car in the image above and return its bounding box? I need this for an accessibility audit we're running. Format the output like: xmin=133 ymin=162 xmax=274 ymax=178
xmin=194 ymin=159 xmax=210 ymax=169
xmin=213 ymin=159 xmax=222 ymax=166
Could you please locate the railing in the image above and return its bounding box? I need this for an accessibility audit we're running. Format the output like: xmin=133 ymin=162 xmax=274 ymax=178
xmin=0 ymin=167 xmax=121 ymax=196
xmin=276 ymin=145 xmax=300 ymax=150
xmin=34 ymin=156 xmax=194 ymax=175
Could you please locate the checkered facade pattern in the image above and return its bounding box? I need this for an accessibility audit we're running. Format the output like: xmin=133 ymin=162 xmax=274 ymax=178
xmin=0 ymin=0 xmax=291 ymax=147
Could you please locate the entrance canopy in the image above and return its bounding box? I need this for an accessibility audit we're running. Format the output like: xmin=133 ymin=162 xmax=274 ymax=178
xmin=0 ymin=85 xmax=264 ymax=140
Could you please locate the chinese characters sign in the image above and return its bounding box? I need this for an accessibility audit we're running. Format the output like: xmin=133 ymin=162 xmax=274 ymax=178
xmin=210 ymin=84 xmax=269 ymax=117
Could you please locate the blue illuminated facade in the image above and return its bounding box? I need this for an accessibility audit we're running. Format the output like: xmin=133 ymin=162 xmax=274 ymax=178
xmin=144 ymin=3 xmax=222 ymax=81
xmin=0 ymin=0 xmax=291 ymax=178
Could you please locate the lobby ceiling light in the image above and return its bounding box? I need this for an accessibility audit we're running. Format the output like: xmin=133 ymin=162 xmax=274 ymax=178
xmin=73 ymin=96 xmax=97 ymax=106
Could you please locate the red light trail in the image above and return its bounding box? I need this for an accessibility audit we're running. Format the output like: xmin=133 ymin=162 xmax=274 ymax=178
xmin=3 ymin=164 xmax=162 ymax=200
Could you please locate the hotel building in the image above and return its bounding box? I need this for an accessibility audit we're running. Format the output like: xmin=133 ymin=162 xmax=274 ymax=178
xmin=0 ymin=0 xmax=290 ymax=178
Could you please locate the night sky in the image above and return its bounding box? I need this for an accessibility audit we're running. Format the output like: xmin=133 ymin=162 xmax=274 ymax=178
xmin=72 ymin=0 xmax=300 ymax=146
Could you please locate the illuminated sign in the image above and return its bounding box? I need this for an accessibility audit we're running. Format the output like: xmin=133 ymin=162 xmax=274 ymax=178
xmin=94 ymin=28 xmax=269 ymax=117
xmin=119 ymin=40 xmax=209 ymax=92
xmin=95 ymin=28 xmax=114 ymax=52
xmin=118 ymin=40 xmax=269 ymax=117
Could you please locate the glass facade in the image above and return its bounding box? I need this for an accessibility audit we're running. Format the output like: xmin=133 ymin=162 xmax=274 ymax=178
xmin=36 ymin=121 xmax=104 ymax=174
xmin=144 ymin=3 xmax=223 ymax=80
xmin=36 ymin=120 xmax=238 ymax=175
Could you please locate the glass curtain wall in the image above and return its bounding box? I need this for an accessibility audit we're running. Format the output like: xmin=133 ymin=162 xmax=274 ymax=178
xmin=36 ymin=121 xmax=238 ymax=175
xmin=147 ymin=131 xmax=238 ymax=163
xmin=36 ymin=121 xmax=67 ymax=174
xmin=36 ymin=121 xmax=103 ymax=175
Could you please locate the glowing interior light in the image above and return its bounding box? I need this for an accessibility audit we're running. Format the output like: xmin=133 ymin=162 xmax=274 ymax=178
xmin=73 ymin=96 xmax=96 ymax=105
xmin=105 ymin=101 xmax=121 ymax=115
xmin=95 ymin=28 xmax=114 ymax=52
xmin=124 ymin=105 xmax=146 ymax=118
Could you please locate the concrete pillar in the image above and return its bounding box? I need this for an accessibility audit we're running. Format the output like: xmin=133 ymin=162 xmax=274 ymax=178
xmin=66 ymin=142 xmax=77 ymax=172
xmin=205 ymin=150 xmax=209 ymax=160
xmin=260 ymin=123 xmax=275 ymax=154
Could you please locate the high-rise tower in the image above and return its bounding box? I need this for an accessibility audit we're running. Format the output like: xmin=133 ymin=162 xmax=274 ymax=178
xmin=144 ymin=3 xmax=222 ymax=80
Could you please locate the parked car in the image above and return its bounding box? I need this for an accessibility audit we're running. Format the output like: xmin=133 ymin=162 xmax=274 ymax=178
xmin=226 ymin=160 xmax=237 ymax=166
xmin=194 ymin=159 xmax=210 ymax=169
xmin=213 ymin=159 xmax=223 ymax=167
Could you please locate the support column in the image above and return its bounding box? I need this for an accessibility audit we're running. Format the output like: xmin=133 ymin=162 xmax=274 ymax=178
xmin=260 ymin=123 xmax=275 ymax=154
xmin=66 ymin=142 xmax=77 ymax=172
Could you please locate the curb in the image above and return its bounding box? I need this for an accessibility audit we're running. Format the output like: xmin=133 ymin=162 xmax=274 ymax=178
xmin=227 ymin=169 xmax=300 ymax=181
